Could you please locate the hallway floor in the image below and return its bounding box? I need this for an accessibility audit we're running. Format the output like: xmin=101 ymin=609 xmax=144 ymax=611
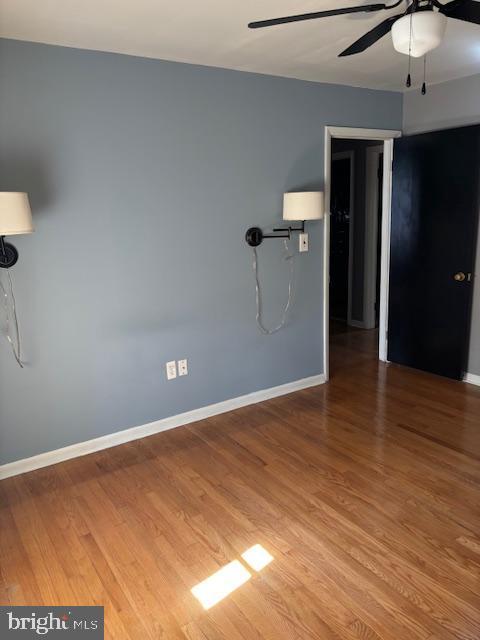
xmin=329 ymin=320 xmax=379 ymax=377
xmin=1 ymin=336 xmax=480 ymax=639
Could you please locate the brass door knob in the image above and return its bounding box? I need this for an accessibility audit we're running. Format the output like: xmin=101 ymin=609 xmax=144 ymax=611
xmin=454 ymin=272 xmax=466 ymax=282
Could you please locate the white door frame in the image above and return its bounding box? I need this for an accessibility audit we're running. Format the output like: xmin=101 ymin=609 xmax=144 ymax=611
xmin=363 ymin=145 xmax=384 ymax=330
xmin=323 ymin=126 xmax=402 ymax=381
xmin=331 ymin=150 xmax=355 ymax=327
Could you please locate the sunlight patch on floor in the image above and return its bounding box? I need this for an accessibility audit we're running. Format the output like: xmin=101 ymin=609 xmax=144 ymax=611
xmin=191 ymin=560 xmax=251 ymax=610
xmin=191 ymin=544 xmax=274 ymax=610
xmin=242 ymin=544 xmax=274 ymax=571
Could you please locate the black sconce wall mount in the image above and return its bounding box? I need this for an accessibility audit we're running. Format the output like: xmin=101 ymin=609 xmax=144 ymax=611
xmin=0 ymin=236 xmax=19 ymax=269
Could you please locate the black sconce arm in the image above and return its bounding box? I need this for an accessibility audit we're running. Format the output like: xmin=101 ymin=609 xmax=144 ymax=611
xmin=245 ymin=222 xmax=305 ymax=247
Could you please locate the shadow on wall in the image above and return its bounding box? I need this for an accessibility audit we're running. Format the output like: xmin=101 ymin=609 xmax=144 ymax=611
xmin=0 ymin=154 xmax=53 ymax=215
xmin=285 ymin=144 xmax=324 ymax=193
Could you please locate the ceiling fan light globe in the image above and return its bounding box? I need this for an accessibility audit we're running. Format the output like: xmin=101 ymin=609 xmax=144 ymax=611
xmin=391 ymin=11 xmax=447 ymax=58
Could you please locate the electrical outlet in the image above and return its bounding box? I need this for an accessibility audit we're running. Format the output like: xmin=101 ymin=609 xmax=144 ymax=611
xmin=178 ymin=359 xmax=188 ymax=376
xmin=299 ymin=232 xmax=309 ymax=252
xmin=166 ymin=360 xmax=177 ymax=380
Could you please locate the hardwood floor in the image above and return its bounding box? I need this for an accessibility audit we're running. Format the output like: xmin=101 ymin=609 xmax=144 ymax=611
xmin=1 ymin=331 xmax=480 ymax=639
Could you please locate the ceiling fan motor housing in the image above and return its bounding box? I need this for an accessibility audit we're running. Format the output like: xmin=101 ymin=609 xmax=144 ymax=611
xmin=392 ymin=9 xmax=447 ymax=57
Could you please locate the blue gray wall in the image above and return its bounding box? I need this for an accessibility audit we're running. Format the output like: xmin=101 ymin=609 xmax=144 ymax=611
xmin=403 ymin=74 xmax=480 ymax=377
xmin=403 ymin=73 xmax=480 ymax=134
xmin=0 ymin=38 xmax=402 ymax=465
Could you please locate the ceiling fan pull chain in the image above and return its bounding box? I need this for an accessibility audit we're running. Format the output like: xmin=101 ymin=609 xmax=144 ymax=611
xmin=406 ymin=12 xmax=413 ymax=88
xmin=421 ymin=54 xmax=427 ymax=95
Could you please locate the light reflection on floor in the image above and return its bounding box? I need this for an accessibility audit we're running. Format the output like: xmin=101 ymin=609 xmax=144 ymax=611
xmin=191 ymin=544 xmax=274 ymax=610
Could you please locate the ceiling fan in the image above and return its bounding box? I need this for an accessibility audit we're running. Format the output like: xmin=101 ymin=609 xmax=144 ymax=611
xmin=248 ymin=1 xmax=480 ymax=59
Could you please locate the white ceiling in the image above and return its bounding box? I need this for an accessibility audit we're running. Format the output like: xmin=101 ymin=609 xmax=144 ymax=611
xmin=0 ymin=0 xmax=479 ymax=91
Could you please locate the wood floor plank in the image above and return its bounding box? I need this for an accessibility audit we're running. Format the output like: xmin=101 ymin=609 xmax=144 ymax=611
xmin=1 ymin=327 xmax=479 ymax=639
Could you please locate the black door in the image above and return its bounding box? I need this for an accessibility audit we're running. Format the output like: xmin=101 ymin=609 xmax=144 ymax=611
xmin=388 ymin=125 xmax=480 ymax=380
xmin=330 ymin=157 xmax=351 ymax=321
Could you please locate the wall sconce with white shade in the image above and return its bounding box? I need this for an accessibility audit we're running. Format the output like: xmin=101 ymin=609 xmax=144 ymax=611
xmin=0 ymin=192 xmax=34 ymax=268
xmin=245 ymin=191 xmax=324 ymax=335
xmin=245 ymin=191 xmax=324 ymax=247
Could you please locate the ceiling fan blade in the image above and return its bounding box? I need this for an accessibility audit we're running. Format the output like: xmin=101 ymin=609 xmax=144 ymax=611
xmin=248 ymin=4 xmax=386 ymax=29
xmin=439 ymin=0 xmax=480 ymax=24
xmin=338 ymin=14 xmax=401 ymax=56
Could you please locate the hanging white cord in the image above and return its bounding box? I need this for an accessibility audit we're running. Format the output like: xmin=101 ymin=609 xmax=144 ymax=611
xmin=252 ymin=238 xmax=294 ymax=335
xmin=0 ymin=269 xmax=24 ymax=368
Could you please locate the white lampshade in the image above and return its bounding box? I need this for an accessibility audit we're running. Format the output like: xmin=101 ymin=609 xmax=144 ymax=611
xmin=0 ymin=192 xmax=34 ymax=236
xmin=392 ymin=11 xmax=447 ymax=58
xmin=283 ymin=192 xmax=324 ymax=221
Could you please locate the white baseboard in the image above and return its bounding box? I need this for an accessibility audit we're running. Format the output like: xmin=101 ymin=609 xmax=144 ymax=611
xmin=464 ymin=373 xmax=480 ymax=387
xmin=0 ymin=373 xmax=326 ymax=480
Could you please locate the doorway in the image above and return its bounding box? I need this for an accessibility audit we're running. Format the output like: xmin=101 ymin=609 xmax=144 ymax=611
xmin=330 ymin=140 xmax=383 ymax=369
xmin=323 ymin=127 xmax=401 ymax=381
